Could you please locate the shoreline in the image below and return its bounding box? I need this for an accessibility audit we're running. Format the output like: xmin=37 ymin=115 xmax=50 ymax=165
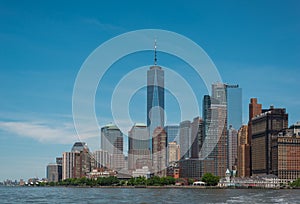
xmin=11 ymin=185 xmax=300 ymax=190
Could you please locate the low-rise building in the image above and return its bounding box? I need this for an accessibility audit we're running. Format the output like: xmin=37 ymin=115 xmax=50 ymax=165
xmin=132 ymin=166 xmax=152 ymax=179
xmin=271 ymin=122 xmax=300 ymax=182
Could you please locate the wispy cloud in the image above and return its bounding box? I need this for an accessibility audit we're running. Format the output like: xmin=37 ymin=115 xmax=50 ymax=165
xmin=81 ymin=18 xmax=125 ymax=32
xmin=0 ymin=121 xmax=77 ymax=144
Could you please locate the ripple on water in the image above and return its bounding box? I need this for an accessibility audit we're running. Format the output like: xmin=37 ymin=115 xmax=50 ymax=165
xmin=1 ymin=187 xmax=300 ymax=204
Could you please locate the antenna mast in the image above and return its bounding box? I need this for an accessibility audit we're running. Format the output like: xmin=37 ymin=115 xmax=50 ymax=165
xmin=154 ymin=39 xmax=157 ymax=65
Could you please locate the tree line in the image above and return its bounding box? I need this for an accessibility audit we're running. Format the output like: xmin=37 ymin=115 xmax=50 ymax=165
xmin=39 ymin=173 xmax=220 ymax=187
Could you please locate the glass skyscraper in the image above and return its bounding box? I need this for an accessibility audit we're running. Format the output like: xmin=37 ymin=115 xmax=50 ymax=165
xmin=101 ymin=124 xmax=123 ymax=155
xmin=128 ymin=123 xmax=151 ymax=171
xmin=101 ymin=124 xmax=124 ymax=170
xmin=147 ymin=65 xmax=164 ymax=136
xmin=147 ymin=46 xmax=164 ymax=160
xmin=164 ymin=125 xmax=179 ymax=143
xmin=227 ymin=86 xmax=242 ymax=130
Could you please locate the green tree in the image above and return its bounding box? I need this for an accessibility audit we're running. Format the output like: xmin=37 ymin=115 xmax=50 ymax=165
xmin=290 ymin=178 xmax=300 ymax=187
xmin=187 ymin=178 xmax=194 ymax=185
xmin=201 ymin=173 xmax=220 ymax=186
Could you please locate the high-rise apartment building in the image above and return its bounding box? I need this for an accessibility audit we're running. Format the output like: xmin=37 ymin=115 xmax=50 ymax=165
xmin=62 ymin=142 xmax=91 ymax=180
xmin=93 ymin=150 xmax=111 ymax=169
xmin=62 ymin=151 xmax=76 ymax=180
xmin=251 ymin=105 xmax=288 ymax=176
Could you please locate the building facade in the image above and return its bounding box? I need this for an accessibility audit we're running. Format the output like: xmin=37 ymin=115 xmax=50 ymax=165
xmin=179 ymin=120 xmax=191 ymax=159
xmin=247 ymin=98 xmax=262 ymax=176
xmin=226 ymin=85 xmax=242 ymax=130
xmin=164 ymin=125 xmax=179 ymax=143
xmin=251 ymin=106 xmax=288 ymax=176
xmin=271 ymin=123 xmax=300 ymax=181
xmin=152 ymin=127 xmax=167 ymax=176
xmin=168 ymin=141 xmax=180 ymax=164
xmin=201 ymin=83 xmax=228 ymax=177
xmin=47 ymin=163 xmax=62 ymax=182
xmin=62 ymin=152 xmax=76 ymax=180
xmin=228 ymin=125 xmax=238 ymax=171
xmin=179 ymin=159 xmax=201 ymax=179
xmin=147 ymin=65 xmax=164 ymax=140
xmin=191 ymin=117 xmax=204 ymax=159
xmin=100 ymin=124 xmax=125 ymax=171
xmin=62 ymin=142 xmax=92 ymax=180
xmin=128 ymin=123 xmax=151 ymax=171
xmin=237 ymin=125 xmax=250 ymax=177
xmin=93 ymin=150 xmax=111 ymax=169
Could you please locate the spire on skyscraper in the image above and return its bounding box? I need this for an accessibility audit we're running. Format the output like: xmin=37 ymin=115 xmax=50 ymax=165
xmin=154 ymin=39 xmax=157 ymax=65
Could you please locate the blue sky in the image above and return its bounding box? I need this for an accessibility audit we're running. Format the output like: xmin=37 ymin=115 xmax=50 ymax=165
xmin=0 ymin=0 xmax=299 ymax=181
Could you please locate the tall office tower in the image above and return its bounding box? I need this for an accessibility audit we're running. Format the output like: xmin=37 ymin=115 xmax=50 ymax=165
xmin=271 ymin=122 xmax=300 ymax=182
xmin=179 ymin=117 xmax=204 ymax=179
xmin=93 ymin=150 xmax=111 ymax=169
xmin=247 ymin=98 xmax=262 ymax=176
xmin=211 ymin=105 xmax=228 ymax=177
xmin=168 ymin=141 xmax=180 ymax=164
xmin=226 ymin=85 xmax=242 ymax=130
xmin=179 ymin=120 xmax=191 ymax=159
xmin=212 ymin=83 xmax=227 ymax=177
xmin=152 ymin=127 xmax=167 ymax=176
xmin=46 ymin=163 xmax=62 ymax=182
xmin=201 ymin=83 xmax=228 ymax=177
xmin=212 ymin=83 xmax=227 ymax=105
xmin=251 ymin=105 xmax=288 ymax=176
xmin=147 ymin=42 xmax=164 ymax=148
xmin=128 ymin=123 xmax=151 ymax=171
xmin=202 ymin=95 xmax=211 ymax=140
xmin=228 ymin=125 xmax=238 ymax=171
xmin=237 ymin=125 xmax=250 ymax=177
xmin=191 ymin=117 xmax=204 ymax=158
xmin=101 ymin=124 xmax=124 ymax=170
xmin=164 ymin=125 xmax=179 ymax=143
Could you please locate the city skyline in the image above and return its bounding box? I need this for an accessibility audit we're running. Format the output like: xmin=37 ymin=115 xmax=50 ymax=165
xmin=0 ymin=1 xmax=299 ymax=181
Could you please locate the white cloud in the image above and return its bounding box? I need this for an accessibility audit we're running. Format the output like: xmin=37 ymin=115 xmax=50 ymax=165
xmin=81 ymin=18 xmax=125 ymax=32
xmin=0 ymin=121 xmax=78 ymax=144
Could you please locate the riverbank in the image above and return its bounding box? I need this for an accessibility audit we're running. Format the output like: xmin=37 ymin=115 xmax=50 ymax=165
xmin=16 ymin=184 xmax=300 ymax=190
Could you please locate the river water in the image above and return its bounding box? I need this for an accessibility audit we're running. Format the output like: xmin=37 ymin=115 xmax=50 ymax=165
xmin=0 ymin=186 xmax=299 ymax=203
